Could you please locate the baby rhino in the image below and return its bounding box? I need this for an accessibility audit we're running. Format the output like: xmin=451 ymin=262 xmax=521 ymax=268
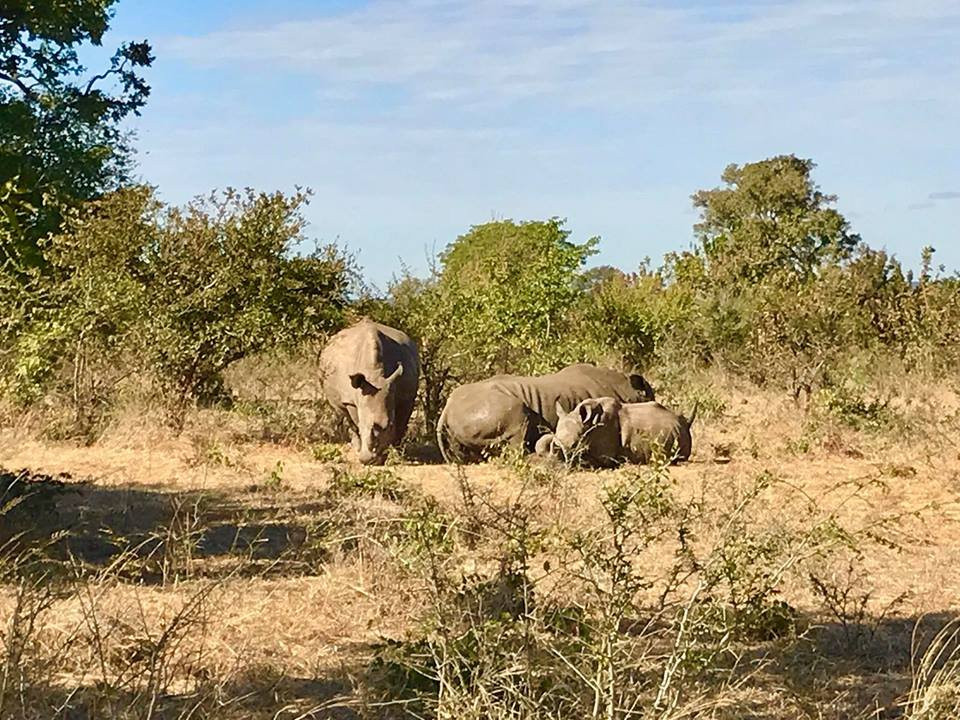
xmin=546 ymin=397 xmax=696 ymax=467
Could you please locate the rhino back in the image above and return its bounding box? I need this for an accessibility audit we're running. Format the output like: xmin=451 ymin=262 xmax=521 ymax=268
xmin=525 ymin=365 xmax=648 ymax=427
xmin=618 ymin=402 xmax=685 ymax=461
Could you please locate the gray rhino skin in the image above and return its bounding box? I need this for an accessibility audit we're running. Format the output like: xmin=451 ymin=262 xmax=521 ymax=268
xmin=551 ymin=397 xmax=696 ymax=467
xmin=320 ymin=319 xmax=419 ymax=465
xmin=436 ymin=364 xmax=654 ymax=462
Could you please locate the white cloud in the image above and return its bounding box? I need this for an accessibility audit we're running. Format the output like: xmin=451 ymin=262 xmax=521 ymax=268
xmin=162 ymin=0 xmax=960 ymax=115
xmin=136 ymin=0 xmax=960 ymax=282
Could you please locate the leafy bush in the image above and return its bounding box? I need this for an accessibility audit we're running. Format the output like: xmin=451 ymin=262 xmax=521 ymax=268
xmin=1 ymin=186 xmax=351 ymax=432
xmin=814 ymin=383 xmax=898 ymax=433
xmin=141 ymin=188 xmax=349 ymax=417
xmin=0 ymin=187 xmax=156 ymax=438
xmin=438 ymin=217 xmax=597 ymax=378
xmin=567 ymin=266 xmax=663 ymax=370
xmin=328 ymin=466 xmax=411 ymax=503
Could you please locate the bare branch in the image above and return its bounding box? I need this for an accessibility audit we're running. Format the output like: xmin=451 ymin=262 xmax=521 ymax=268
xmin=84 ymin=56 xmax=130 ymax=96
xmin=0 ymin=70 xmax=38 ymax=101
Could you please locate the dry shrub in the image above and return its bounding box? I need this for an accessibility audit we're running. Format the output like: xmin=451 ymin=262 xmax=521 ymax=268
xmin=0 ymin=464 xmax=404 ymax=719
xmin=907 ymin=619 xmax=960 ymax=720
xmin=367 ymin=456 xmax=911 ymax=719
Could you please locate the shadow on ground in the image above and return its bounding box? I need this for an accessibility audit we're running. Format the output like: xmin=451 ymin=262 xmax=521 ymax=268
xmin=3 ymin=468 xmax=958 ymax=718
xmin=4 ymin=665 xmax=363 ymax=720
xmin=0 ymin=467 xmax=357 ymax=582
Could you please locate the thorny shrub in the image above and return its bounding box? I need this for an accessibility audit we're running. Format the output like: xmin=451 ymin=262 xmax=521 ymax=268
xmin=368 ymin=458 xmax=912 ymax=719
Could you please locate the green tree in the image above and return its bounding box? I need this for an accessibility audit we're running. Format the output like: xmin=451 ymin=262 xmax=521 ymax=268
xmin=439 ymin=217 xmax=598 ymax=376
xmin=1 ymin=186 xmax=351 ymax=433
xmin=141 ymin=188 xmax=350 ymax=419
xmin=690 ymin=155 xmax=859 ymax=287
xmin=0 ymin=0 xmax=153 ymax=269
xmin=653 ymin=155 xmax=865 ymax=377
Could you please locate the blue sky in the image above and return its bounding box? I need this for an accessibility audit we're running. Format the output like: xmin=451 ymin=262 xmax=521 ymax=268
xmin=101 ymin=0 xmax=959 ymax=287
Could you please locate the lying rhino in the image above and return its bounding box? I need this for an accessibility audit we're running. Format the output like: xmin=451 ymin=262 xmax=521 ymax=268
xmin=545 ymin=397 xmax=696 ymax=467
xmin=320 ymin=319 xmax=419 ymax=465
xmin=436 ymin=364 xmax=654 ymax=462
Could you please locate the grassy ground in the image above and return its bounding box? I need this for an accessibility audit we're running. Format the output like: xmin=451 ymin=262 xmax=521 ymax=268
xmin=2 ymin=371 xmax=960 ymax=718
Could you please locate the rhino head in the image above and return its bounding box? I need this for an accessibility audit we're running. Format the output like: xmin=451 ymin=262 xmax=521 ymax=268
xmin=349 ymin=364 xmax=404 ymax=465
xmin=553 ymin=398 xmax=621 ymax=466
xmin=553 ymin=399 xmax=604 ymax=459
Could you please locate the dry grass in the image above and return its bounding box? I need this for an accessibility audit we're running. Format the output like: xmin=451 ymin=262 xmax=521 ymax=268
xmin=2 ymin=368 xmax=959 ymax=718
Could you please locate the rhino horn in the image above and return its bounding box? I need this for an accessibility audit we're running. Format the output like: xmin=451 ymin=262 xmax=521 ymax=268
xmin=579 ymin=400 xmax=602 ymax=425
xmin=386 ymin=364 xmax=404 ymax=384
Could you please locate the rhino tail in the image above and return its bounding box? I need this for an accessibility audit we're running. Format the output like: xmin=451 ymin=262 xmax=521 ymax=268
xmin=436 ymin=402 xmax=454 ymax=464
xmin=685 ymin=400 xmax=699 ymax=429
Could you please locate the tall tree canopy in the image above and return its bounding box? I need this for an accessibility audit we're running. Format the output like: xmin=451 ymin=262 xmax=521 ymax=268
xmin=690 ymin=155 xmax=859 ymax=287
xmin=0 ymin=0 xmax=152 ymax=269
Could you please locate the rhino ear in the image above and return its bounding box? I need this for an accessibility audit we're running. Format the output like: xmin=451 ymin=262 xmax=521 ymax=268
xmin=349 ymin=373 xmax=366 ymax=389
xmin=555 ymin=400 xmax=567 ymax=418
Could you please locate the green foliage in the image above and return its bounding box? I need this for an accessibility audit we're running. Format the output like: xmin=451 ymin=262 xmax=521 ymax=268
xmin=814 ymin=383 xmax=897 ymax=433
xmin=648 ymin=157 xmax=960 ymax=396
xmin=0 ymin=186 xmax=350 ymax=432
xmin=567 ymin=267 xmax=662 ymax=369
xmin=328 ymin=466 xmax=410 ymax=503
xmin=690 ymin=155 xmax=859 ymax=287
xmin=263 ymin=461 xmax=284 ymax=490
xmin=0 ymin=186 xmax=155 ymax=437
xmin=310 ymin=442 xmax=344 ymax=463
xmin=903 ymin=252 xmax=960 ymax=371
xmin=439 ymin=217 xmax=598 ymax=376
xmin=0 ymin=0 xmax=153 ymax=268
xmin=140 ymin=188 xmax=349 ymax=415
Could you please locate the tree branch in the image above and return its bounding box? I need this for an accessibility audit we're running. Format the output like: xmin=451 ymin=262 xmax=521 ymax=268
xmin=83 ymin=56 xmax=130 ymax=96
xmin=0 ymin=70 xmax=38 ymax=101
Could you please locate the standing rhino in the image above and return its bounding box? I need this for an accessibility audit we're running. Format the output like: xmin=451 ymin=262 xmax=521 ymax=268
xmin=436 ymin=364 xmax=654 ymax=463
xmin=548 ymin=397 xmax=696 ymax=467
xmin=320 ymin=319 xmax=419 ymax=465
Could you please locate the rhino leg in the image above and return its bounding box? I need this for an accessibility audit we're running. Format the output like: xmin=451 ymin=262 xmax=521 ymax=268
xmin=331 ymin=402 xmax=360 ymax=451
xmin=495 ymin=407 xmax=536 ymax=454
xmin=534 ymin=433 xmax=556 ymax=457
xmin=392 ymin=392 xmax=416 ymax=448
